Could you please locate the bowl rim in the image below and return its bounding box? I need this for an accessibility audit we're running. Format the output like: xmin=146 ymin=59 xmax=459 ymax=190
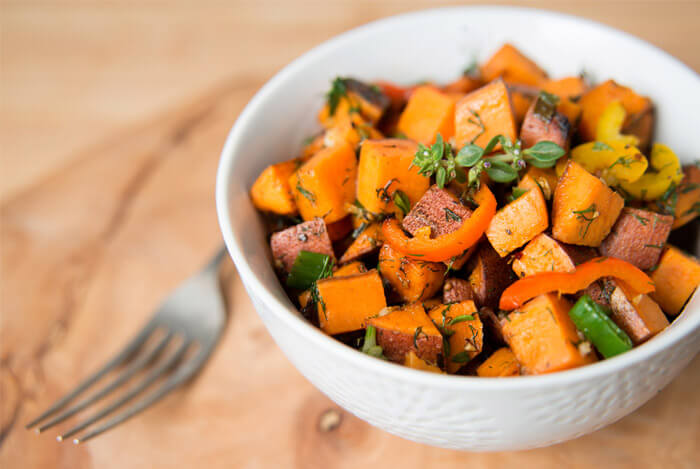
xmin=216 ymin=5 xmax=700 ymax=390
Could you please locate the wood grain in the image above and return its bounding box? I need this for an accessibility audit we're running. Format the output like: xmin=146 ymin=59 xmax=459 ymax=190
xmin=1 ymin=1 xmax=699 ymax=468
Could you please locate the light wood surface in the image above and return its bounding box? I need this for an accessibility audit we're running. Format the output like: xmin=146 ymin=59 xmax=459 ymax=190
xmin=1 ymin=1 xmax=699 ymax=468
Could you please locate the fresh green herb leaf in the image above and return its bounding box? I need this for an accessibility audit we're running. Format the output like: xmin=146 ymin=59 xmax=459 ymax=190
xmin=508 ymin=187 xmax=529 ymax=202
xmin=631 ymin=213 xmax=649 ymax=226
xmin=361 ymin=325 xmax=386 ymax=359
xmin=394 ymin=190 xmax=411 ymax=215
xmin=644 ymin=244 xmax=664 ymax=249
xmin=448 ymin=314 xmax=475 ymax=325
xmin=533 ymin=91 xmax=560 ymax=122
xmin=451 ymin=351 xmax=471 ymax=364
xmin=484 ymin=160 xmax=518 ymax=183
xmin=444 ymin=207 xmax=462 ymax=222
xmin=592 ymin=141 xmax=614 ymax=152
xmin=463 ymin=60 xmax=479 ymax=78
xmin=413 ymin=326 xmax=426 ymax=349
xmin=455 ymin=144 xmax=484 ymax=167
xmin=326 ymin=77 xmax=347 ymax=116
xmin=523 ymin=141 xmax=566 ymax=163
xmin=572 ymin=204 xmax=599 ymax=240
xmin=467 ymin=110 xmax=486 ymax=144
xmin=436 ymin=166 xmax=448 ymax=188
xmin=296 ymin=182 xmax=316 ymax=204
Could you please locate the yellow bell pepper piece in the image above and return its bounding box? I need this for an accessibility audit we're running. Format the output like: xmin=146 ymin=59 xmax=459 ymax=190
xmin=595 ymin=101 xmax=639 ymax=146
xmin=619 ymin=143 xmax=683 ymax=200
xmin=571 ymin=140 xmax=647 ymax=184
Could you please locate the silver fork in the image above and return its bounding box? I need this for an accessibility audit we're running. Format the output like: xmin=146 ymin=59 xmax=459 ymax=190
xmin=26 ymin=247 xmax=228 ymax=444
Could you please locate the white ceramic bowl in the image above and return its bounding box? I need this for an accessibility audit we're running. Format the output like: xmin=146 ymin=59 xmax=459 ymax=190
xmin=216 ymin=7 xmax=700 ymax=451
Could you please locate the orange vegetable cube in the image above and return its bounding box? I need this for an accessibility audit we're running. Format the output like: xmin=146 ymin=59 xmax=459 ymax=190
xmin=502 ymin=293 xmax=596 ymax=374
xmin=609 ymin=281 xmax=669 ymax=344
xmin=298 ymin=261 xmax=367 ymax=308
xmin=552 ymin=160 xmax=624 ymax=246
xmin=290 ymin=142 xmax=357 ymax=223
xmin=427 ymin=301 xmax=483 ymax=373
xmin=455 ymin=80 xmax=518 ymax=148
xmin=339 ymin=222 xmax=383 ymax=264
xmin=649 ymin=246 xmax=700 ymax=315
xmin=509 ymin=86 xmax=534 ymax=126
xmin=397 ymin=86 xmax=455 ymax=144
xmin=512 ymin=233 xmax=595 ymax=278
xmin=316 ymin=270 xmax=387 ymax=335
xmin=480 ymin=44 xmax=548 ymax=87
xmin=671 ymin=166 xmax=700 ymax=229
xmin=522 ymin=166 xmax=559 ymax=200
xmin=378 ymin=243 xmax=446 ymax=302
xmin=542 ymin=77 xmax=589 ymax=101
xmin=250 ymin=160 xmax=299 ymax=215
xmin=404 ymin=351 xmax=443 ymax=373
xmin=485 ymin=175 xmax=549 ymax=257
xmin=476 ymin=348 xmax=520 ymax=377
xmin=369 ymin=303 xmax=443 ymax=363
xmin=357 ymin=139 xmax=430 ymax=216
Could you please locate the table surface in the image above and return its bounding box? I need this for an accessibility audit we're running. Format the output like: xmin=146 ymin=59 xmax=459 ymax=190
xmin=2 ymin=1 xmax=699 ymax=467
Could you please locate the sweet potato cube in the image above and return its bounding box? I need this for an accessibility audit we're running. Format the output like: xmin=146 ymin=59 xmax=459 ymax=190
xmin=317 ymin=78 xmax=390 ymax=127
xmin=552 ymin=160 xmax=624 ymax=246
xmin=520 ymin=97 xmax=572 ymax=151
xmin=298 ymin=261 xmax=366 ymax=308
xmin=443 ymin=278 xmax=474 ymax=304
xmin=270 ymin=218 xmax=335 ymax=272
xmin=357 ymin=139 xmax=430 ymax=216
xmin=290 ymin=142 xmax=357 ymax=223
xmin=522 ymin=166 xmax=559 ymax=200
xmin=250 ymin=160 xmax=299 ymax=215
xmin=609 ymin=282 xmax=669 ymax=344
xmin=339 ymin=223 xmax=383 ymax=264
xmin=397 ymin=86 xmax=455 ymax=144
xmin=467 ymin=242 xmax=515 ymax=309
xmin=557 ymin=99 xmax=582 ymax=128
xmin=508 ymin=85 xmax=535 ymax=126
xmin=428 ymin=301 xmax=483 ymax=373
xmin=599 ymin=208 xmax=673 ymax=270
xmin=476 ymin=348 xmax=520 ymax=377
xmin=672 ymin=165 xmax=700 ymax=229
xmin=578 ymin=80 xmax=654 ymax=148
xmin=325 ymin=216 xmax=353 ymax=241
xmin=512 ymin=233 xmax=596 ymax=278
xmin=649 ymin=246 xmax=700 ymax=315
xmin=542 ymin=77 xmax=589 ymax=101
xmin=480 ymin=44 xmax=548 ymax=87
xmin=455 ymin=80 xmax=518 ymax=148
xmin=378 ymin=243 xmax=446 ymax=302
xmin=316 ymin=270 xmax=387 ymax=335
xmin=442 ymin=75 xmax=483 ymax=94
xmin=369 ymin=303 xmax=443 ymax=363
xmin=404 ymin=351 xmax=443 ymax=373
xmin=503 ymin=293 xmax=596 ymax=374
xmin=402 ymin=185 xmax=472 ymax=238
xmin=486 ymin=175 xmax=548 ymax=257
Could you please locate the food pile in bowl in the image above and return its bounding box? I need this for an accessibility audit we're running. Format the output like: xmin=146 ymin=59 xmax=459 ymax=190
xmin=249 ymin=44 xmax=700 ymax=377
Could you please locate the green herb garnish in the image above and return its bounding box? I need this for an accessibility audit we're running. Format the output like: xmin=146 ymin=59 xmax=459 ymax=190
xmin=572 ymin=204 xmax=599 ymax=240
xmin=444 ymin=207 xmax=462 ymax=222
xmin=296 ymin=182 xmax=316 ymax=204
xmin=448 ymin=314 xmax=475 ymax=325
xmin=508 ymin=187 xmax=529 ymax=202
xmin=451 ymin=351 xmax=471 ymax=364
xmin=592 ymin=141 xmax=614 ymax=152
xmin=361 ymin=325 xmax=386 ymax=359
xmin=287 ymin=251 xmax=334 ymax=290
xmin=326 ymin=77 xmax=347 ymax=116
xmin=413 ymin=326 xmax=426 ymax=349
xmin=394 ymin=190 xmax=411 ymax=215
xmin=533 ymin=91 xmax=560 ymax=122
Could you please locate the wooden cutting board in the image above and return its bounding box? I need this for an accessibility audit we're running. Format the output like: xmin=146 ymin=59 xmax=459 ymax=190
xmin=2 ymin=2 xmax=699 ymax=468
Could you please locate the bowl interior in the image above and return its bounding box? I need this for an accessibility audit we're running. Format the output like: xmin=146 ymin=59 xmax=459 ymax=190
xmin=217 ymin=6 xmax=700 ymax=385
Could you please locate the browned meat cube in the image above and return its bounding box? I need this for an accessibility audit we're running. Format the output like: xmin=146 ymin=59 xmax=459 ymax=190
xmin=270 ymin=218 xmax=335 ymax=272
xmin=443 ymin=278 xmax=474 ymax=304
xmin=402 ymin=185 xmax=473 ymax=238
xmin=599 ymin=208 xmax=673 ymax=270
xmin=520 ymin=93 xmax=572 ymax=151
xmin=467 ymin=242 xmax=516 ymax=309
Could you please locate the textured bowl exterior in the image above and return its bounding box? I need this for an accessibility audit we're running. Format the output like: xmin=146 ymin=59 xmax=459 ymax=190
xmin=217 ymin=7 xmax=700 ymax=451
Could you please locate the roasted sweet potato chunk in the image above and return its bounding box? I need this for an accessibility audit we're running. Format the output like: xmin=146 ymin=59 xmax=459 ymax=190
xmin=552 ymin=160 xmax=624 ymax=246
xmin=299 ymin=261 xmax=367 ymax=308
xmin=599 ymin=208 xmax=673 ymax=270
xmin=378 ymin=243 xmax=446 ymax=302
xmin=397 ymin=86 xmax=455 ymax=144
xmin=369 ymin=303 xmax=443 ymax=363
xmin=507 ymin=84 xmax=535 ymax=126
xmin=671 ymin=165 xmax=700 ymax=229
xmin=357 ymin=139 xmax=430 ymax=216
xmin=428 ymin=300 xmax=483 ymax=373
xmin=609 ymin=281 xmax=669 ymax=344
xmin=467 ymin=242 xmax=515 ymax=309
xmin=455 ymin=79 xmax=518 ymax=148
xmin=476 ymin=348 xmax=520 ymax=377
xmin=339 ymin=223 xmax=382 ymax=264
xmin=649 ymin=246 xmax=700 ymax=315
xmin=250 ymin=160 xmax=299 ymax=215
xmin=485 ymin=175 xmax=548 ymax=257
xmin=480 ymin=44 xmax=548 ymax=87
xmin=404 ymin=351 xmax=443 ymax=373
xmin=511 ymin=233 xmax=596 ymax=278
xmin=318 ymin=78 xmax=390 ymax=126
xmin=316 ymin=270 xmax=387 ymax=335
xmin=402 ymin=185 xmax=472 ymax=238
xmin=270 ymin=218 xmax=335 ymax=272
xmin=503 ymin=293 xmax=596 ymax=374
xmin=522 ymin=167 xmax=559 ymax=200
xmin=520 ymin=94 xmax=572 ymax=151
xmin=542 ymin=77 xmax=589 ymax=101
xmin=443 ymin=278 xmax=474 ymax=304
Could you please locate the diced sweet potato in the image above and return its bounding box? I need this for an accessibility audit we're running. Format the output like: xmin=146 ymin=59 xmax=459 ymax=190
xmin=369 ymin=303 xmax=443 ymax=363
xmin=442 ymin=75 xmax=482 ymax=94
xmin=378 ymin=243 xmax=446 ymax=302
xmin=672 ymin=165 xmax=700 ymax=229
xmin=357 ymin=139 xmax=430 ymax=216
xmin=552 ymin=160 xmax=625 ymax=246
xmin=557 ymin=99 xmax=582 ymax=128
xmin=446 ymin=243 xmax=478 ymax=271
xmin=609 ymin=281 xmax=669 ymax=344
xmin=316 ymin=270 xmax=387 ymax=335
xmin=485 ymin=175 xmax=548 ymax=257
xmin=290 ymin=142 xmax=357 ymax=223
xmin=476 ymin=348 xmax=520 ymax=377
xmin=578 ymin=80 xmax=654 ymax=149
xmin=599 ymin=208 xmax=673 ymax=270
xmin=300 ymin=134 xmax=325 ymax=160
xmin=325 ymin=216 xmax=353 ymax=241
xmin=402 ymin=185 xmax=473 ymax=238
xmin=404 ymin=351 xmax=443 ymax=373
xmin=318 ymin=78 xmax=390 ymax=127
xmin=508 ymin=85 xmax=535 ymax=126
xmin=339 ymin=223 xmax=383 ymax=264
xmin=299 ymin=261 xmax=367 ymax=308
xmin=250 ymin=160 xmax=299 ymax=215
xmin=522 ymin=167 xmax=559 ymax=200
xmin=467 ymin=242 xmax=515 ymax=309
xmin=270 ymin=218 xmax=335 ymax=272
xmin=480 ymin=44 xmax=548 ymax=87
xmin=323 ymin=114 xmax=382 ymax=149
xmin=428 ymin=301 xmax=483 ymax=373
xmin=455 ymin=80 xmax=518 ymax=148
xmin=520 ymin=96 xmax=572 ymax=151
xmin=649 ymin=246 xmax=700 ymax=315
xmin=502 ymin=293 xmax=596 ymax=374
xmin=542 ymin=77 xmax=589 ymax=101
xmin=397 ymin=86 xmax=455 ymax=144
xmin=583 ymin=278 xmax=616 ymax=309
xmin=511 ymin=233 xmax=596 ymax=278
xmin=443 ymin=278 xmax=474 ymax=304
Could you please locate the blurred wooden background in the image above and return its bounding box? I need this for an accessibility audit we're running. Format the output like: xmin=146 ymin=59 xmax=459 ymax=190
xmin=1 ymin=1 xmax=699 ymax=468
